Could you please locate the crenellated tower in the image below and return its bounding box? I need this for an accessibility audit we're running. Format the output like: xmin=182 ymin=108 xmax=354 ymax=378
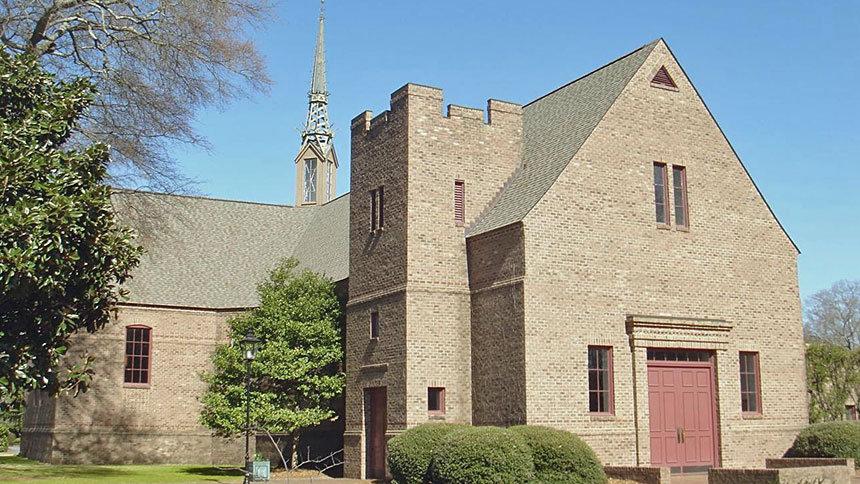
xmin=295 ymin=0 xmax=337 ymax=206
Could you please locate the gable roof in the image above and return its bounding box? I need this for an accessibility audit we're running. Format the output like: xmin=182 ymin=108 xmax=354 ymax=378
xmin=467 ymin=40 xmax=659 ymax=237
xmin=114 ymin=190 xmax=349 ymax=309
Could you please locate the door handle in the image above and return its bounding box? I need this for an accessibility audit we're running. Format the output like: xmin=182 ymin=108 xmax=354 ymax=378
xmin=681 ymin=428 xmax=686 ymax=443
xmin=676 ymin=427 xmax=682 ymax=443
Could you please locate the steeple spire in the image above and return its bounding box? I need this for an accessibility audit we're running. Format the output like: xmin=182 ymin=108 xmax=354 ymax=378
xmin=303 ymin=0 xmax=332 ymax=151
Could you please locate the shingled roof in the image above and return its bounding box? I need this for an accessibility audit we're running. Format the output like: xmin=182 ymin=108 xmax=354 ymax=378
xmin=467 ymin=40 xmax=659 ymax=237
xmin=114 ymin=191 xmax=349 ymax=309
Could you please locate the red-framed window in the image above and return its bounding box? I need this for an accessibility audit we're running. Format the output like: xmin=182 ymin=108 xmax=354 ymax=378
xmin=653 ymin=162 xmax=669 ymax=225
xmin=428 ymin=387 xmax=445 ymax=416
xmin=454 ymin=180 xmax=465 ymax=226
xmin=739 ymin=352 xmax=761 ymax=414
xmin=124 ymin=325 xmax=151 ymax=386
xmin=588 ymin=346 xmax=614 ymax=415
xmin=672 ymin=165 xmax=689 ymax=228
xmin=370 ymin=311 xmax=380 ymax=339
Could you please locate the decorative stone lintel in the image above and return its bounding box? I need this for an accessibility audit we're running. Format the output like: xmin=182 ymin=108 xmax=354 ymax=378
xmin=625 ymin=314 xmax=733 ymax=350
xmin=359 ymin=363 xmax=389 ymax=373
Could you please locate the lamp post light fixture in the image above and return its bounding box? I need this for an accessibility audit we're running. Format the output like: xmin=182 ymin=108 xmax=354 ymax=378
xmin=240 ymin=330 xmax=260 ymax=484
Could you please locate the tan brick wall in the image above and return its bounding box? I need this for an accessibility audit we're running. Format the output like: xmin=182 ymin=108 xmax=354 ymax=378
xmin=467 ymin=223 xmax=527 ymax=426
xmin=21 ymin=305 xmax=245 ymax=464
xmin=344 ymin=84 xmax=523 ymax=478
xmin=520 ymin=40 xmax=806 ymax=468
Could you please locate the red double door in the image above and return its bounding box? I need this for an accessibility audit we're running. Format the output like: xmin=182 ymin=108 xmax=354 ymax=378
xmin=648 ymin=356 xmax=717 ymax=472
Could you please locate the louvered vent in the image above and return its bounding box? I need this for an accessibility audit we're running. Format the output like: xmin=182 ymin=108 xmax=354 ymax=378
xmin=454 ymin=180 xmax=465 ymax=226
xmin=651 ymin=66 xmax=677 ymax=89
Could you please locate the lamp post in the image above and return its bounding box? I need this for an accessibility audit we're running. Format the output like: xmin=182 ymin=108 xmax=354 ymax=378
xmin=240 ymin=330 xmax=260 ymax=484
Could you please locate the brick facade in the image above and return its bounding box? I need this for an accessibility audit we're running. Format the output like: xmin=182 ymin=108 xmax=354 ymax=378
xmin=21 ymin=305 xmax=246 ymax=464
xmin=343 ymin=39 xmax=807 ymax=478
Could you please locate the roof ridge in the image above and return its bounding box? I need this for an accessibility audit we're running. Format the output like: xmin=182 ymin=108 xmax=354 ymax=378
xmin=524 ymin=38 xmax=661 ymax=108
xmin=111 ymin=187 xmax=301 ymax=209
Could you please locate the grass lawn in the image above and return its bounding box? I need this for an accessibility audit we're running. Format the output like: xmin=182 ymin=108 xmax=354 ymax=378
xmin=0 ymin=454 xmax=245 ymax=483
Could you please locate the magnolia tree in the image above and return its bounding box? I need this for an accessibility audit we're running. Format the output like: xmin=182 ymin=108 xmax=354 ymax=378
xmin=0 ymin=51 xmax=142 ymax=410
xmin=200 ymin=258 xmax=344 ymax=466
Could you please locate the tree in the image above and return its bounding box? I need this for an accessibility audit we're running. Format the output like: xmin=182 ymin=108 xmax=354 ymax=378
xmin=805 ymin=280 xmax=860 ymax=350
xmin=0 ymin=51 xmax=142 ymax=410
xmin=200 ymin=258 xmax=344 ymax=466
xmin=0 ymin=0 xmax=272 ymax=192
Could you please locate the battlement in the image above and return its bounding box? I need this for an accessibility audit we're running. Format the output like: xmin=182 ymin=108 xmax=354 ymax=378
xmin=351 ymin=83 xmax=522 ymax=136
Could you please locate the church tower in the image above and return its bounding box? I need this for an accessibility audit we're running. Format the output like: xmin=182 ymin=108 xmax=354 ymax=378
xmin=295 ymin=0 xmax=337 ymax=206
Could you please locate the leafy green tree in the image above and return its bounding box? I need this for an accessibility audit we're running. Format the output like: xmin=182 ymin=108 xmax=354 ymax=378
xmin=0 ymin=51 xmax=142 ymax=410
xmin=806 ymin=342 xmax=860 ymax=423
xmin=200 ymin=258 xmax=344 ymax=466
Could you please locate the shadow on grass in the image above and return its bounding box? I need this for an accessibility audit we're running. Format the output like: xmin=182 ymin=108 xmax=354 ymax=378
xmin=178 ymin=466 xmax=243 ymax=477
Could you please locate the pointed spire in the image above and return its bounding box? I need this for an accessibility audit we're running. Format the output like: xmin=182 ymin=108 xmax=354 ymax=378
xmin=310 ymin=0 xmax=327 ymax=97
xmin=302 ymin=0 xmax=332 ymax=151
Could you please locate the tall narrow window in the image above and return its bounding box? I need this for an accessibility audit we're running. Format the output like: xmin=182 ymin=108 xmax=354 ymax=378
xmin=847 ymin=405 xmax=858 ymax=421
xmin=739 ymin=352 xmax=761 ymax=414
xmin=377 ymin=186 xmax=384 ymax=229
xmin=428 ymin=387 xmax=445 ymax=416
xmin=653 ymin=162 xmax=669 ymax=225
xmin=124 ymin=325 xmax=151 ymax=386
xmin=588 ymin=346 xmax=614 ymax=415
xmin=673 ymin=166 xmax=688 ymax=228
xmin=370 ymin=311 xmax=380 ymax=339
xmin=454 ymin=180 xmax=465 ymax=226
xmin=304 ymin=159 xmax=317 ymax=203
xmin=370 ymin=189 xmax=377 ymax=231
xmin=325 ymin=162 xmax=333 ymax=202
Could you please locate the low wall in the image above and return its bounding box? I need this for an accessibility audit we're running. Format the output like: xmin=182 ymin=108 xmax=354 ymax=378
xmin=765 ymin=459 xmax=855 ymax=475
xmin=709 ymin=465 xmax=851 ymax=484
xmin=605 ymin=466 xmax=671 ymax=484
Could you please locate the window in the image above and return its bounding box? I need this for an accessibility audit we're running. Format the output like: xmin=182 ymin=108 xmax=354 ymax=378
xmin=846 ymin=404 xmax=857 ymax=421
xmin=739 ymin=352 xmax=761 ymax=414
xmin=304 ymin=159 xmax=317 ymax=203
xmin=454 ymin=180 xmax=465 ymax=226
xmin=370 ymin=189 xmax=377 ymax=231
xmin=325 ymin=162 xmax=333 ymax=202
xmin=588 ymin=346 xmax=614 ymax=415
xmin=370 ymin=186 xmax=384 ymax=231
xmin=124 ymin=325 xmax=151 ymax=386
xmin=370 ymin=311 xmax=379 ymax=339
xmin=377 ymin=186 xmax=384 ymax=229
xmin=673 ymin=166 xmax=688 ymax=227
xmin=653 ymin=162 xmax=669 ymax=225
xmin=428 ymin=387 xmax=445 ymax=415
xmin=651 ymin=66 xmax=678 ymax=89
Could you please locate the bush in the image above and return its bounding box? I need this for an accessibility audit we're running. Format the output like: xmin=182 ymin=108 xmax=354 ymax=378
xmin=788 ymin=421 xmax=860 ymax=468
xmin=429 ymin=426 xmax=534 ymax=484
xmin=0 ymin=425 xmax=8 ymax=452
xmin=388 ymin=423 xmax=469 ymax=484
xmin=510 ymin=425 xmax=606 ymax=484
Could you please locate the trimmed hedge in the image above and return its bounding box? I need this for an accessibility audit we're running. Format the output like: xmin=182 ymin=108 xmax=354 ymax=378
xmin=511 ymin=425 xmax=606 ymax=484
xmin=388 ymin=423 xmax=469 ymax=484
xmin=788 ymin=421 xmax=860 ymax=468
xmin=429 ymin=426 xmax=534 ymax=484
xmin=0 ymin=425 xmax=7 ymax=452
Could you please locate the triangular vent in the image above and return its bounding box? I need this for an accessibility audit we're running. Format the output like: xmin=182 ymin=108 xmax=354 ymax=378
xmin=651 ymin=66 xmax=677 ymax=88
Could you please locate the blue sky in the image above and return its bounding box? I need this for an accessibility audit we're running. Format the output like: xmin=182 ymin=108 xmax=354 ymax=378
xmin=177 ymin=0 xmax=859 ymax=301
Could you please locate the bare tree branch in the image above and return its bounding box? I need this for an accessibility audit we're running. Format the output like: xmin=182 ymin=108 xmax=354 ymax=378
xmin=1 ymin=0 xmax=274 ymax=194
xmin=805 ymin=280 xmax=860 ymax=350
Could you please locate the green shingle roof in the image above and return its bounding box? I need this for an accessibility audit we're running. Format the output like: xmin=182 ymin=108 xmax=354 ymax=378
xmin=114 ymin=191 xmax=349 ymax=309
xmin=467 ymin=40 xmax=659 ymax=237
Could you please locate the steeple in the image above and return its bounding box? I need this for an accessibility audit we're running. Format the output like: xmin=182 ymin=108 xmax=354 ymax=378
xmin=295 ymin=0 xmax=337 ymax=206
xmin=303 ymin=0 xmax=332 ymax=151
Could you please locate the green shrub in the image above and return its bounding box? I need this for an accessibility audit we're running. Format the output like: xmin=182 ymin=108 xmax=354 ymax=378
xmin=388 ymin=423 xmax=469 ymax=484
xmin=0 ymin=424 xmax=8 ymax=452
xmin=510 ymin=425 xmax=606 ymax=484
xmin=788 ymin=421 xmax=860 ymax=468
xmin=429 ymin=426 xmax=534 ymax=484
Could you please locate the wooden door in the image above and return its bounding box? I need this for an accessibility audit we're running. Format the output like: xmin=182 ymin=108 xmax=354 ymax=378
xmin=366 ymin=387 xmax=387 ymax=479
xmin=648 ymin=355 xmax=716 ymax=472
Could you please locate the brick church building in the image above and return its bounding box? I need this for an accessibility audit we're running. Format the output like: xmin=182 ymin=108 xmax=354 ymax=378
xmin=22 ymin=5 xmax=807 ymax=478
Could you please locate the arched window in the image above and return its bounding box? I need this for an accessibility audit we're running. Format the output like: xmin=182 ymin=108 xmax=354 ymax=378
xmin=124 ymin=325 xmax=152 ymax=386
